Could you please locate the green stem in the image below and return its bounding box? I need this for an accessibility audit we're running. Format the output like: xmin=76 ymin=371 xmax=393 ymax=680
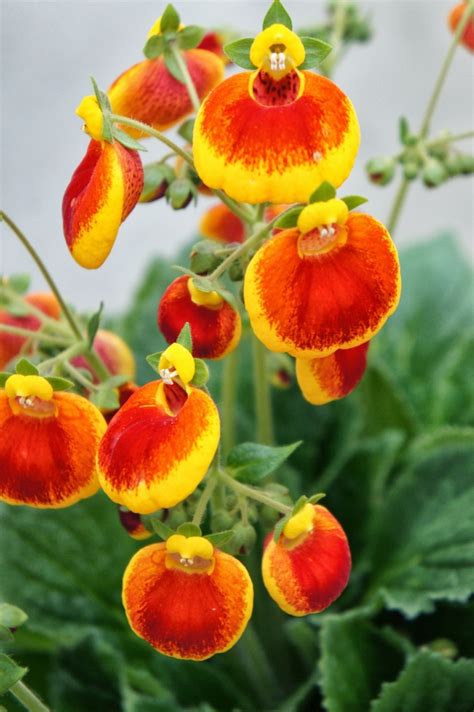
xmin=251 ymin=334 xmax=274 ymax=445
xmin=386 ymin=177 xmax=410 ymax=234
xmin=9 ymin=680 xmax=50 ymax=712
xmin=386 ymin=1 xmax=473 ymax=234
xmin=63 ymin=361 xmax=100 ymax=391
xmin=214 ymin=189 xmax=256 ymax=224
xmin=85 ymin=349 xmax=110 ymax=380
xmin=236 ymin=624 xmax=281 ymax=706
xmin=221 ymin=348 xmax=239 ymax=457
xmin=0 ymin=285 xmax=71 ymax=336
xmin=321 ymin=0 xmax=348 ymax=76
xmin=1 ymin=212 xmax=83 ymax=340
xmin=219 ymin=470 xmax=291 ymax=514
xmin=38 ymin=342 xmax=86 ymax=372
xmin=0 ymin=324 xmax=71 ymax=347
xmin=426 ymin=129 xmax=474 ymax=148
xmin=192 ymin=472 xmax=218 ymax=526
xmin=169 ymin=43 xmax=201 ymax=113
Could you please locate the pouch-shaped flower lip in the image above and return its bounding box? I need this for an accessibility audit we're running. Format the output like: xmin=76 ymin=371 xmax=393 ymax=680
xmin=98 ymin=346 xmax=220 ymax=514
xmin=244 ymin=204 xmax=401 ymax=359
xmin=158 ymin=276 xmax=242 ymax=360
xmin=199 ymin=203 xmax=246 ymax=244
xmin=262 ymin=504 xmax=351 ymax=616
xmin=193 ymin=23 xmax=360 ymax=204
xmin=0 ymin=374 xmax=106 ymax=508
xmin=122 ymin=536 xmax=253 ymax=660
xmin=296 ymin=341 xmax=370 ymax=405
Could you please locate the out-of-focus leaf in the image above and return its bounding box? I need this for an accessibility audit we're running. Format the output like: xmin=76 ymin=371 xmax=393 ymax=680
xmin=0 ymin=654 xmax=27 ymax=695
xmin=226 ymin=441 xmax=301 ymax=484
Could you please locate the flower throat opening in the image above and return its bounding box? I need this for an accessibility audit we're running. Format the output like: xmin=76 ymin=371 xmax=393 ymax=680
xmin=252 ymin=69 xmax=301 ymax=107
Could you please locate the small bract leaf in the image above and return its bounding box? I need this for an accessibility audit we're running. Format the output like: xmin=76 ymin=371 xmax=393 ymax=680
xmin=111 ymin=127 xmax=147 ymax=152
xmin=205 ymin=530 xmax=235 ymax=547
xmin=176 ymin=322 xmax=193 ymax=352
xmin=90 ymin=76 xmax=111 ymax=112
xmin=342 ymin=195 xmax=368 ymax=211
xmin=224 ymin=38 xmax=255 ymax=69
xmin=15 ymin=358 xmax=38 ymax=376
xmin=145 ymin=351 xmax=163 ymax=372
xmin=149 ymin=517 xmax=175 ymax=540
xmin=0 ymin=654 xmax=27 ymax=695
xmin=0 ymin=373 xmax=12 ymax=388
xmin=308 ymin=492 xmax=326 ymax=504
xmin=191 ymin=358 xmax=209 ymax=387
xmin=227 ymin=441 xmax=302 ymax=484
xmin=178 ymin=25 xmax=206 ymax=50
xmin=263 ymin=0 xmax=293 ymax=30
xmin=399 ymin=116 xmax=410 ymax=145
xmin=177 ymin=522 xmax=202 ymax=537
xmin=178 ymin=118 xmax=195 ymax=143
xmin=160 ymin=3 xmax=181 ymax=33
xmin=87 ymin=302 xmax=103 ymax=348
xmin=291 ymin=495 xmax=308 ymax=515
xmin=274 ymin=206 xmax=303 ymax=229
xmin=143 ymin=34 xmax=165 ymax=59
xmin=164 ymin=47 xmax=185 ymax=84
xmin=299 ymin=37 xmax=332 ymax=69
xmin=46 ymin=377 xmax=74 ymax=392
xmin=273 ymin=513 xmax=291 ymax=542
xmin=0 ymin=603 xmax=28 ymax=629
xmin=309 ymin=181 xmax=336 ymax=203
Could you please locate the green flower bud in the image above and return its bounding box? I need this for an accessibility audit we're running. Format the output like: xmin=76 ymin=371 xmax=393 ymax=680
xmin=190 ymin=240 xmax=222 ymax=275
xmin=403 ymin=161 xmax=419 ymax=180
xmin=260 ymin=484 xmax=293 ymax=528
xmin=366 ymin=156 xmax=396 ymax=185
xmin=165 ymin=505 xmax=187 ymax=528
xmin=139 ymin=163 xmax=175 ymax=203
xmin=166 ymin=178 xmax=195 ymax=209
xmin=422 ymin=158 xmax=448 ymax=188
xmin=460 ymin=154 xmax=474 ymax=175
xmin=228 ymin=259 xmax=245 ymax=282
xmin=444 ymin=153 xmax=464 ymax=176
xmin=211 ymin=510 xmax=235 ymax=532
xmin=225 ymin=522 xmax=257 ymax=555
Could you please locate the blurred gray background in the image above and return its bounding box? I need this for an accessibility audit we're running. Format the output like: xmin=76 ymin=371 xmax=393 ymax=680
xmin=1 ymin=0 xmax=473 ymax=313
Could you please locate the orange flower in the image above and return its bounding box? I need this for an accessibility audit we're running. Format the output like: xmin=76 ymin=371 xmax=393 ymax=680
xmin=262 ymin=503 xmax=351 ymax=616
xmin=62 ymin=97 xmax=144 ymax=269
xmin=296 ymin=341 xmax=369 ymax=405
xmin=123 ymin=534 xmax=253 ymax=659
xmin=448 ymin=2 xmax=474 ymax=51
xmin=118 ymin=506 xmax=152 ymax=540
xmin=0 ymin=292 xmax=60 ymax=369
xmin=71 ymin=329 xmax=136 ymax=382
xmin=194 ymin=24 xmax=360 ymax=203
xmin=0 ymin=374 xmax=106 ymax=508
xmin=158 ymin=276 xmax=241 ymax=360
xmin=244 ymin=200 xmax=401 ymax=358
xmin=98 ymin=344 xmax=220 ymax=513
xmin=200 ymin=204 xmax=246 ymax=244
xmin=198 ymin=31 xmax=232 ymax=64
xmin=108 ymin=21 xmax=224 ymax=137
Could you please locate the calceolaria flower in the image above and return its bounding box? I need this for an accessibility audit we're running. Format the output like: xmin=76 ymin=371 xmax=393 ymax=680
xmin=296 ymin=341 xmax=369 ymax=405
xmin=244 ymin=200 xmax=401 ymax=358
xmin=158 ymin=277 xmax=241 ymax=359
xmin=200 ymin=204 xmax=246 ymax=244
xmin=0 ymin=292 xmax=60 ymax=369
xmin=71 ymin=329 xmax=136 ymax=383
xmin=262 ymin=503 xmax=351 ymax=615
xmin=98 ymin=343 xmax=220 ymax=513
xmin=123 ymin=534 xmax=253 ymax=659
xmin=62 ymin=96 xmax=144 ymax=269
xmin=193 ymin=24 xmax=360 ymax=203
xmin=0 ymin=374 xmax=106 ymax=508
xmin=118 ymin=506 xmax=152 ymax=540
xmin=108 ymin=18 xmax=224 ymax=137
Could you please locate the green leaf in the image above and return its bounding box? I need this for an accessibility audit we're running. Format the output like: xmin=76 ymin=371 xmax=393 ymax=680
xmin=342 ymin=195 xmax=368 ymax=211
xmin=99 ymin=374 xmax=130 ymax=389
xmin=0 ymin=626 xmax=14 ymax=642
xmin=89 ymin=76 xmax=111 ymax=113
xmin=163 ymin=47 xmax=185 ymax=84
xmin=399 ymin=116 xmax=410 ymax=145
xmin=140 ymin=163 xmax=175 ymax=203
xmin=371 ymin=651 xmax=474 ymax=712
xmin=307 ymin=492 xmax=326 ymax=504
xmin=365 ymin=434 xmax=474 ymax=617
xmin=87 ymin=302 xmax=103 ymax=348
xmin=143 ymin=34 xmax=164 ymax=59
xmin=205 ymin=531 xmax=234 ymax=547
xmin=15 ymin=358 xmax=38 ymax=376
xmin=223 ymin=38 xmax=255 ymax=69
xmin=45 ymin=377 xmax=74 ymax=392
xmin=159 ymin=4 xmax=181 ymax=33
xmin=191 ymin=358 xmax=209 ymax=387
xmin=177 ymin=523 xmax=202 ymax=537
xmin=319 ymin=615 xmax=408 ymax=712
xmin=90 ymin=388 xmax=119 ymax=411
xmin=7 ymin=274 xmax=30 ymax=294
xmin=273 ymin=512 xmax=291 ymax=542
xmin=262 ymin=0 xmax=292 ymax=30
xmin=226 ymin=441 xmax=301 ymax=484
xmin=309 ymin=181 xmax=336 ymax=203
xmin=177 ymin=118 xmax=195 ymax=143
xmin=111 ymin=127 xmax=147 ymax=152
xmin=149 ymin=517 xmax=175 ymax=541
xmin=176 ymin=322 xmax=193 ymax=352
xmin=0 ymin=654 xmax=27 ymax=695
xmin=274 ymin=206 xmax=303 ymax=229
xmin=145 ymin=351 xmax=163 ymax=373
xmin=299 ymin=37 xmax=332 ymax=69
xmin=0 ymin=603 xmax=28 ymax=629
xmin=177 ymin=26 xmax=206 ymax=50
xmin=0 ymin=372 xmax=11 ymax=387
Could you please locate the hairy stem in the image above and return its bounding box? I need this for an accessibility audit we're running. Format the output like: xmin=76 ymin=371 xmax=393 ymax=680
xmin=38 ymin=342 xmax=86 ymax=372
xmin=251 ymin=334 xmax=274 ymax=445
xmin=169 ymin=42 xmax=201 ymax=113
xmin=192 ymin=473 xmax=218 ymax=526
xmin=221 ymin=348 xmax=239 ymax=456
xmin=386 ymin=177 xmax=410 ymax=234
xmin=219 ymin=470 xmax=291 ymax=514
xmin=9 ymin=681 xmax=50 ymax=712
xmin=0 ymin=324 xmax=71 ymax=347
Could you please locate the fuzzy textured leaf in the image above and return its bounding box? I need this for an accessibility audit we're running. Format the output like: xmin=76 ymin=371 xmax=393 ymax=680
xmin=226 ymin=441 xmax=301 ymax=484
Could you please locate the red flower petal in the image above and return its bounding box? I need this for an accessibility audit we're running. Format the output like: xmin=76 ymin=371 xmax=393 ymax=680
xmin=296 ymin=342 xmax=369 ymax=405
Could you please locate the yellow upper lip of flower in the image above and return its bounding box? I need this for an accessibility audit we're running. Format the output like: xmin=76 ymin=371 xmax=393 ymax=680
xmin=75 ymin=95 xmax=104 ymax=141
xmin=297 ymin=199 xmax=349 ymax=234
xmin=283 ymin=503 xmax=315 ymax=540
xmin=5 ymin=374 xmax=53 ymax=401
xmin=250 ymin=24 xmax=305 ymax=76
xmin=158 ymin=343 xmax=195 ymax=386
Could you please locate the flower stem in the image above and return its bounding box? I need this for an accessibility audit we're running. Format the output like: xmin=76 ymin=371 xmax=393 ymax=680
xmin=221 ymin=348 xmax=239 ymax=457
xmin=63 ymin=361 xmax=100 ymax=391
xmin=0 ymin=324 xmax=71 ymax=347
xmin=0 ymin=284 xmax=72 ymax=336
xmin=169 ymin=43 xmax=201 ymax=113
xmin=385 ymin=0 xmax=473 ymax=234
xmin=218 ymin=470 xmax=291 ymax=514
xmin=37 ymin=342 xmax=86 ymax=372
xmin=192 ymin=472 xmax=218 ymax=526
xmin=1 ymin=211 xmax=83 ymax=340
xmin=321 ymin=0 xmax=348 ymax=77
xmin=251 ymin=333 xmax=274 ymax=445
xmin=9 ymin=680 xmax=50 ymax=712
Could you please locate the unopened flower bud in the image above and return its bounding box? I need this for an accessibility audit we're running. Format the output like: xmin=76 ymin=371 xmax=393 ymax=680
xmin=211 ymin=510 xmax=235 ymax=532
xmin=226 ymin=522 xmax=257 ymax=555
xmin=403 ymin=160 xmax=419 ymax=180
xmin=444 ymin=153 xmax=464 ymax=176
xmin=140 ymin=163 xmax=176 ymax=203
xmin=459 ymin=154 xmax=474 ymax=174
xmin=366 ymin=156 xmax=396 ymax=185
xmin=165 ymin=504 xmax=188 ymax=528
xmin=422 ymin=158 xmax=447 ymax=188
xmin=167 ymin=178 xmax=195 ymax=210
